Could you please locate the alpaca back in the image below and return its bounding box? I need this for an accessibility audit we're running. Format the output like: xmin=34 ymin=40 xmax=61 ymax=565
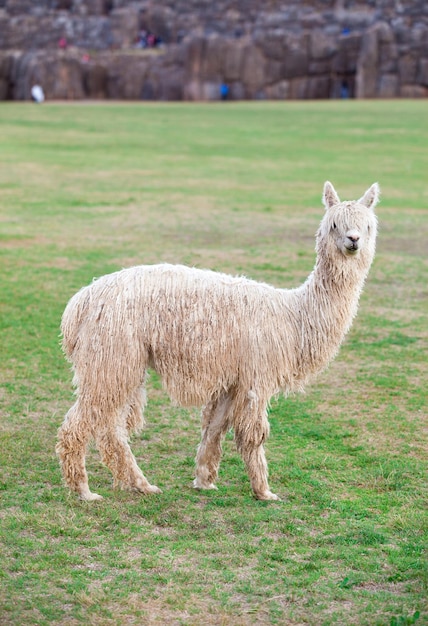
xmin=61 ymin=264 xmax=293 ymax=407
xmin=148 ymin=267 xmax=288 ymax=404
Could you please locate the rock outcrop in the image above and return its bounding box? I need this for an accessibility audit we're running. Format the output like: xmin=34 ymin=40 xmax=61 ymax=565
xmin=0 ymin=0 xmax=427 ymax=100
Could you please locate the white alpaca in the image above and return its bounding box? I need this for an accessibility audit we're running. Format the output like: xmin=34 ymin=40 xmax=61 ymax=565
xmin=57 ymin=182 xmax=379 ymax=501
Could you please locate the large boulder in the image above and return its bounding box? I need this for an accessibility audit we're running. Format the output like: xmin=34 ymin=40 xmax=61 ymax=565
xmin=222 ymin=39 xmax=246 ymax=82
xmin=104 ymin=52 xmax=149 ymax=99
xmin=310 ymin=29 xmax=337 ymax=60
xmin=378 ymin=73 xmax=399 ymax=98
xmin=11 ymin=51 xmax=85 ymax=100
xmin=418 ymin=58 xmax=428 ymax=86
xmin=241 ymin=42 xmax=266 ymax=96
xmin=398 ymin=53 xmax=419 ymax=85
xmin=282 ymin=32 xmax=310 ymax=79
xmin=355 ymin=24 xmax=381 ymax=98
xmin=83 ymin=61 xmax=108 ymax=98
xmin=355 ymin=19 xmax=425 ymax=98
xmin=0 ymin=53 xmax=13 ymax=99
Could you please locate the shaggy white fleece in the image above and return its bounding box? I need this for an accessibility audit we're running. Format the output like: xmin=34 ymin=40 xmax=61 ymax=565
xmin=57 ymin=181 xmax=379 ymax=502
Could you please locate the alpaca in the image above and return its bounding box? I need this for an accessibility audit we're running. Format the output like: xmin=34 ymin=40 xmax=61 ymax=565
xmin=57 ymin=181 xmax=379 ymax=502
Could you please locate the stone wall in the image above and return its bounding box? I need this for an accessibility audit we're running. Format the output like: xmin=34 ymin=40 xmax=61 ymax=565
xmin=0 ymin=0 xmax=427 ymax=100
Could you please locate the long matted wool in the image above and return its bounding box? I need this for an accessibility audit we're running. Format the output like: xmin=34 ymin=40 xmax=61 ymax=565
xmin=57 ymin=181 xmax=379 ymax=502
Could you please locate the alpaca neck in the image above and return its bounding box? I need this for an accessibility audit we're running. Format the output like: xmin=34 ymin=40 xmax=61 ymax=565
xmin=306 ymin=255 xmax=364 ymax=333
xmin=291 ymin=249 xmax=371 ymax=381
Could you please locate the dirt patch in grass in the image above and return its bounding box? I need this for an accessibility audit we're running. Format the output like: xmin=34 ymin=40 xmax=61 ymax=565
xmin=356 ymin=581 xmax=410 ymax=594
xmin=1 ymin=237 xmax=43 ymax=249
xmin=99 ymin=594 xmax=276 ymax=626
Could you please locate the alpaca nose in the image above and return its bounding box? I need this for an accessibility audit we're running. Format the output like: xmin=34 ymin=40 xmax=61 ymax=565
xmin=347 ymin=233 xmax=360 ymax=243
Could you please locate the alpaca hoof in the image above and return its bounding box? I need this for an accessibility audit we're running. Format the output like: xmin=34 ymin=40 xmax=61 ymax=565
xmin=130 ymin=476 xmax=162 ymax=495
xmin=80 ymin=491 xmax=103 ymax=502
xmin=193 ymin=478 xmax=218 ymax=491
xmin=134 ymin=482 xmax=162 ymax=495
xmin=145 ymin=484 xmax=162 ymax=495
xmin=256 ymin=490 xmax=281 ymax=501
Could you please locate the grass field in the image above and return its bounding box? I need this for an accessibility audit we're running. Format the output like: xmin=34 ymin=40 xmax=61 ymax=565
xmin=0 ymin=100 xmax=427 ymax=625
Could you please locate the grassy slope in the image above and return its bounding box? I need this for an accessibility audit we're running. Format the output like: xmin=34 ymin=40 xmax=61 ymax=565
xmin=0 ymin=101 xmax=426 ymax=625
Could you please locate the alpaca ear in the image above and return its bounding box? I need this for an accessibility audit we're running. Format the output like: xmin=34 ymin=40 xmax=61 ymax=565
xmin=322 ymin=181 xmax=340 ymax=209
xmin=358 ymin=183 xmax=380 ymax=210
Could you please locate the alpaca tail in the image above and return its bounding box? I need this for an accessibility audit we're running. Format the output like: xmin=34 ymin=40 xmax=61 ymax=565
xmin=61 ymin=285 xmax=92 ymax=360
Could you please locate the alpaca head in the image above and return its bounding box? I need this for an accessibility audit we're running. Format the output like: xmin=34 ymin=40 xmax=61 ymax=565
xmin=317 ymin=181 xmax=379 ymax=268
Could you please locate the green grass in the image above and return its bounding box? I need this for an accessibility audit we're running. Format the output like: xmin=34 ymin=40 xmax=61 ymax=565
xmin=0 ymin=100 xmax=427 ymax=625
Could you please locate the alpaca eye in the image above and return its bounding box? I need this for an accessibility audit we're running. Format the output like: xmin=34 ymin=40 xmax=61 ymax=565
xmin=333 ymin=222 xmax=337 ymax=229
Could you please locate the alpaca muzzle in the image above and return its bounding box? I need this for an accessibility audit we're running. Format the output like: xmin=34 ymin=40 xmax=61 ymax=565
xmin=345 ymin=232 xmax=361 ymax=254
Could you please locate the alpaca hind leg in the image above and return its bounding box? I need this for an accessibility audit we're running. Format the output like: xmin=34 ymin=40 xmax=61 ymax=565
xmin=194 ymin=392 xmax=232 ymax=490
xmin=94 ymin=406 xmax=161 ymax=495
xmin=56 ymin=400 xmax=102 ymax=501
xmin=125 ymin=387 xmax=147 ymax=436
xmin=234 ymin=402 xmax=280 ymax=501
xmin=238 ymin=442 xmax=279 ymax=501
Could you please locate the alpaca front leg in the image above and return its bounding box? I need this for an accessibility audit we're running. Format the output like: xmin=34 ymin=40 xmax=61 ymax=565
xmin=56 ymin=401 xmax=102 ymax=501
xmin=95 ymin=422 xmax=161 ymax=495
xmin=194 ymin=393 xmax=232 ymax=490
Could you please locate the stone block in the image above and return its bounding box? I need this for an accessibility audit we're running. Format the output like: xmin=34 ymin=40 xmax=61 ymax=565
xmin=355 ymin=26 xmax=379 ymax=98
xmin=418 ymin=57 xmax=428 ymax=86
xmin=0 ymin=78 xmax=8 ymax=99
xmin=309 ymin=59 xmax=332 ymax=76
xmin=379 ymin=40 xmax=398 ymax=73
xmin=0 ymin=51 xmax=12 ymax=77
xmin=283 ymin=33 xmax=309 ymax=78
xmin=307 ymin=75 xmax=331 ymax=99
xmin=378 ymin=73 xmax=398 ymax=97
xmin=241 ymin=43 xmax=265 ymax=92
xmin=289 ymin=77 xmax=308 ymax=99
xmin=106 ymin=53 xmax=149 ymax=98
xmin=183 ymin=78 xmax=220 ymax=101
xmin=229 ymin=80 xmax=245 ymax=100
xmin=184 ymin=36 xmax=206 ymax=77
xmin=222 ymin=40 xmax=245 ymax=82
xmin=155 ymin=65 xmax=185 ymax=100
xmin=376 ymin=21 xmax=395 ymax=44
xmin=83 ymin=62 xmax=107 ymax=98
xmin=310 ymin=30 xmax=336 ymax=60
xmin=265 ymin=80 xmax=289 ymax=100
xmin=183 ymin=78 xmax=202 ymax=101
xmin=201 ymin=36 xmax=225 ymax=80
xmin=398 ymin=54 xmax=418 ymax=84
xmin=255 ymin=30 xmax=285 ymax=61
xmin=411 ymin=22 xmax=428 ymax=48
xmin=201 ymin=80 xmax=221 ymax=100
xmin=399 ymin=84 xmax=428 ymax=98
xmin=264 ymin=58 xmax=284 ymax=84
